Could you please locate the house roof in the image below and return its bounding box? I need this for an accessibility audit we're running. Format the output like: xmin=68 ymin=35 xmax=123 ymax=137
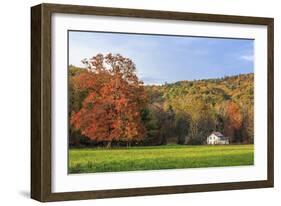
xmin=212 ymin=131 xmax=224 ymax=137
xmin=209 ymin=132 xmax=230 ymax=140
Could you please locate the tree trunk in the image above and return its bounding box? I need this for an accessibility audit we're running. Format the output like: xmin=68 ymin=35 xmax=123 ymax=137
xmin=106 ymin=141 xmax=112 ymax=148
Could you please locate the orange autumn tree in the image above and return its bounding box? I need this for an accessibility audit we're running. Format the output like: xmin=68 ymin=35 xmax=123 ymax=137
xmin=71 ymin=53 xmax=147 ymax=147
xmin=224 ymin=101 xmax=243 ymax=142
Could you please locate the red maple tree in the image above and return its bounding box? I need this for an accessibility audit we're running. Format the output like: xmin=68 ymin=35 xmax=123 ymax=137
xmin=71 ymin=54 xmax=147 ymax=147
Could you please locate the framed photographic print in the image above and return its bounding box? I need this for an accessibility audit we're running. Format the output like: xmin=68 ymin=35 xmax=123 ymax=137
xmin=31 ymin=3 xmax=274 ymax=202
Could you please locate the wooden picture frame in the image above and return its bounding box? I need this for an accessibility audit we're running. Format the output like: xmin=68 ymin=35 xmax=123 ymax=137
xmin=31 ymin=3 xmax=274 ymax=202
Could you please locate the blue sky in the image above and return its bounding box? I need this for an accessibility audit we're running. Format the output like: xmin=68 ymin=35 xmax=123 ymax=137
xmin=69 ymin=31 xmax=254 ymax=85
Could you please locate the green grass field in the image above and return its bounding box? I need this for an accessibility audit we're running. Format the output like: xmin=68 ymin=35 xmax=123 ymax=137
xmin=69 ymin=144 xmax=254 ymax=173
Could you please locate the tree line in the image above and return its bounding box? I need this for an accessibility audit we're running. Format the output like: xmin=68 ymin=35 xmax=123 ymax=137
xmin=69 ymin=53 xmax=254 ymax=147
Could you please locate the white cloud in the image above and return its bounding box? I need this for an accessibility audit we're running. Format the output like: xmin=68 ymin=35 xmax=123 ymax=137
xmin=240 ymin=55 xmax=254 ymax=62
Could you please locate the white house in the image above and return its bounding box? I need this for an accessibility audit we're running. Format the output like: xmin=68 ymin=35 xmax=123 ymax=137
xmin=207 ymin=132 xmax=230 ymax=145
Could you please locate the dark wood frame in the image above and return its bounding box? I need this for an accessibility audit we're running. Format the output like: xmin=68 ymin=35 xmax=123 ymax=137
xmin=31 ymin=3 xmax=274 ymax=202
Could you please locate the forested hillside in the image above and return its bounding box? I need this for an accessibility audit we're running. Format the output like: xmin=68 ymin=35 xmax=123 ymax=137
xmin=143 ymin=73 xmax=254 ymax=145
xmin=69 ymin=55 xmax=254 ymax=147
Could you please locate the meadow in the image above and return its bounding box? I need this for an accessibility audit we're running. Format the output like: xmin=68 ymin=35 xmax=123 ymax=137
xmin=69 ymin=144 xmax=254 ymax=173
